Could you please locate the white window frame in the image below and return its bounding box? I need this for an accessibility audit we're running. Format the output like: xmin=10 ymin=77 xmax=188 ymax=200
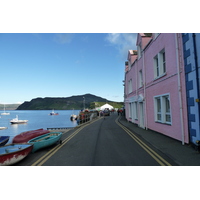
xmin=154 ymin=49 xmax=166 ymax=79
xmin=128 ymin=79 xmax=132 ymax=94
xmin=154 ymin=94 xmax=172 ymax=125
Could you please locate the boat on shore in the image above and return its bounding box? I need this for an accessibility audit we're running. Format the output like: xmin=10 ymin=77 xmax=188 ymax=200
xmin=0 ymin=136 xmax=10 ymax=146
xmin=28 ymin=132 xmax=62 ymax=152
xmin=13 ymin=128 xmax=50 ymax=143
xmin=10 ymin=115 xmax=28 ymax=124
xmin=0 ymin=143 xmax=33 ymax=166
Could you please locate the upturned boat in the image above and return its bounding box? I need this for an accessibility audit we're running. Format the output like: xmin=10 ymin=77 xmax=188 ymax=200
xmin=0 ymin=136 xmax=10 ymax=146
xmin=10 ymin=115 xmax=28 ymax=124
xmin=13 ymin=128 xmax=50 ymax=143
xmin=28 ymin=132 xmax=62 ymax=152
xmin=0 ymin=143 xmax=33 ymax=166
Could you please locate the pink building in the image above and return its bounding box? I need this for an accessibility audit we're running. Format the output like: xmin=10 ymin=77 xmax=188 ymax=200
xmin=124 ymin=33 xmax=189 ymax=144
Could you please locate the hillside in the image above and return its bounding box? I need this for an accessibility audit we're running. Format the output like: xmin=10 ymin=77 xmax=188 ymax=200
xmin=16 ymin=94 xmax=123 ymax=110
xmin=0 ymin=104 xmax=21 ymax=110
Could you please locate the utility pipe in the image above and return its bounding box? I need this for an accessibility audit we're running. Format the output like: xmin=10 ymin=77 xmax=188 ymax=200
xmin=175 ymin=33 xmax=185 ymax=145
xmin=142 ymin=50 xmax=148 ymax=130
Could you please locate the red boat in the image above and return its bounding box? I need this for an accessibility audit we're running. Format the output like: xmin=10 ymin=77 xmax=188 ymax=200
xmin=13 ymin=129 xmax=50 ymax=143
xmin=49 ymin=109 xmax=59 ymax=115
xmin=0 ymin=143 xmax=33 ymax=166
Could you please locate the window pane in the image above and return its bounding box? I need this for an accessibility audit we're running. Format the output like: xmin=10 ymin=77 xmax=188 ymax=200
xmin=165 ymin=97 xmax=170 ymax=112
xmin=156 ymin=56 xmax=159 ymax=76
xmin=157 ymin=98 xmax=161 ymax=112
xmin=162 ymin=52 xmax=166 ymax=73
xmin=166 ymin=114 xmax=171 ymax=122
xmin=157 ymin=114 xmax=162 ymax=120
xmin=154 ymin=55 xmax=159 ymax=77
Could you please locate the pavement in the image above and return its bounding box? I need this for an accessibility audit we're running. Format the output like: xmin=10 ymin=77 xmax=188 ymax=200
xmin=118 ymin=114 xmax=200 ymax=166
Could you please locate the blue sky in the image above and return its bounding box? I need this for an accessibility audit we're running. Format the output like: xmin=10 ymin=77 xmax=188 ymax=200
xmin=0 ymin=33 xmax=137 ymax=104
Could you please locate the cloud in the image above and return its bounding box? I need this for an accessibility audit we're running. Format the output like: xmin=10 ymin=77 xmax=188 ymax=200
xmin=106 ymin=33 xmax=121 ymax=44
xmin=54 ymin=33 xmax=73 ymax=44
xmin=105 ymin=33 xmax=137 ymax=59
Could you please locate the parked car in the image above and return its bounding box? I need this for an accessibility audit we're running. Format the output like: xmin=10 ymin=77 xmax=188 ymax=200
xmin=103 ymin=109 xmax=110 ymax=116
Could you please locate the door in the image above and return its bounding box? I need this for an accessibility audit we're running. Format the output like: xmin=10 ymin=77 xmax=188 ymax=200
xmin=139 ymin=102 xmax=145 ymax=128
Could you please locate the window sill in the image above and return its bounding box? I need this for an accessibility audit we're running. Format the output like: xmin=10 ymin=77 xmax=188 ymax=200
xmin=154 ymin=72 xmax=167 ymax=81
xmin=155 ymin=121 xmax=172 ymax=126
xmin=139 ymin=85 xmax=144 ymax=89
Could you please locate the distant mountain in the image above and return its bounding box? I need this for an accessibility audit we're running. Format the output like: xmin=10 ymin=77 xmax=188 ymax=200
xmin=0 ymin=104 xmax=21 ymax=110
xmin=16 ymin=94 xmax=123 ymax=110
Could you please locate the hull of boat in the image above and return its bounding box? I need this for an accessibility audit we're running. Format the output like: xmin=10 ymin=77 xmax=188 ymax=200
xmin=10 ymin=115 xmax=28 ymax=124
xmin=13 ymin=129 xmax=50 ymax=143
xmin=1 ymin=113 xmax=10 ymax=115
xmin=70 ymin=114 xmax=77 ymax=121
xmin=28 ymin=132 xmax=62 ymax=153
xmin=0 ymin=127 xmax=7 ymax=130
xmin=0 ymin=143 xmax=33 ymax=166
xmin=0 ymin=136 xmax=10 ymax=146
xmin=10 ymin=120 xmax=28 ymax=124
xmin=50 ymin=113 xmax=59 ymax=115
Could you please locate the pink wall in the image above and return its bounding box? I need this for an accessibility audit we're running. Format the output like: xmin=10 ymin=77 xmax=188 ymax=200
xmin=125 ymin=33 xmax=189 ymax=144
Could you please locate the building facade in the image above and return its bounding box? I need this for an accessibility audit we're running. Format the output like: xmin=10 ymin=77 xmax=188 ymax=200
xmin=182 ymin=33 xmax=200 ymax=146
xmin=124 ymin=33 xmax=189 ymax=144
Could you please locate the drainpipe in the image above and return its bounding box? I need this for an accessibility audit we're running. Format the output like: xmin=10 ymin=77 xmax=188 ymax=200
xmin=142 ymin=50 xmax=148 ymax=130
xmin=175 ymin=33 xmax=185 ymax=145
xmin=136 ymin=57 xmax=138 ymax=122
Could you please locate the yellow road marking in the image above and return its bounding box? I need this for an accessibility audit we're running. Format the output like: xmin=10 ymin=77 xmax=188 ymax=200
xmin=115 ymin=117 xmax=172 ymax=166
xmin=31 ymin=117 xmax=102 ymax=166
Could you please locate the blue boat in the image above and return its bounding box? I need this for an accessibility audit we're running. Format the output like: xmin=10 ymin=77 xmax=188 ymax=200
xmin=28 ymin=132 xmax=62 ymax=153
xmin=0 ymin=136 xmax=10 ymax=146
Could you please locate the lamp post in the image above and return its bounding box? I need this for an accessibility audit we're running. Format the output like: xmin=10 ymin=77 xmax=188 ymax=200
xmin=83 ymin=97 xmax=85 ymax=110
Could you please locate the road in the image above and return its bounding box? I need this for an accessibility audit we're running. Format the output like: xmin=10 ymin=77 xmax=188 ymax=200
xmin=16 ymin=113 xmax=178 ymax=166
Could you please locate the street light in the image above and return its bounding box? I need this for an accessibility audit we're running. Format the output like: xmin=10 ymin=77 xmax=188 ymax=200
xmin=83 ymin=97 xmax=85 ymax=110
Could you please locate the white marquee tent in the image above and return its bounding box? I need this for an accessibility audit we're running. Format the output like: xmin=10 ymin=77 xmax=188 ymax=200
xmin=100 ymin=103 xmax=114 ymax=110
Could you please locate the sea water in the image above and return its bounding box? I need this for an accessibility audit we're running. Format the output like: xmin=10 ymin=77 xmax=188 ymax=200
xmin=0 ymin=110 xmax=80 ymax=144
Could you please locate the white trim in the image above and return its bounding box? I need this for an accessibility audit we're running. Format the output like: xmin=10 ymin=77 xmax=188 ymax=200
xmin=154 ymin=49 xmax=166 ymax=79
xmin=128 ymin=79 xmax=132 ymax=94
xmin=154 ymin=93 xmax=172 ymax=125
